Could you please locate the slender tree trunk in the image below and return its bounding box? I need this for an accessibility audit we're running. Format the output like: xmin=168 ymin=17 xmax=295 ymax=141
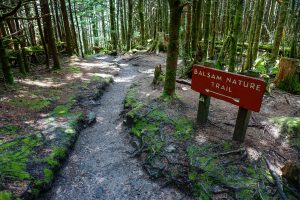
xmin=73 ymin=0 xmax=84 ymax=57
xmin=24 ymin=4 xmax=36 ymax=46
xmin=127 ymin=0 xmax=133 ymax=51
xmin=184 ymin=4 xmax=191 ymax=56
xmin=0 ymin=24 xmax=14 ymax=84
xmin=109 ymin=0 xmax=118 ymax=51
xmin=270 ymin=0 xmax=289 ymax=63
xmin=202 ymin=0 xmax=211 ymax=60
xmin=120 ymin=0 xmax=126 ymax=46
xmin=34 ymin=0 xmax=49 ymax=67
xmin=101 ymin=10 xmax=107 ymax=45
xmin=60 ymin=0 xmax=73 ymax=56
xmin=138 ymin=0 xmax=145 ymax=46
xmin=252 ymin=0 xmax=266 ymax=62
xmin=7 ymin=19 xmax=26 ymax=74
xmin=68 ymin=0 xmax=79 ymax=54
xmin=209 ymin=0 xmax=218 ymax=59
xmin=40 ymin=0 xmax=61 ymax=69
xmin=243 ymin=0 xmax=260 ymax=71
xmin=228 ymin=0 xmax=243 ymax=72
xmin=290 ymin=7 xmax=300 ymax=58
xmin=191 ymin=0 xmax=201 ymax=53
xmin=54 ymin=0 xmax=63 ymax=41
xmin=163 ymin=0 xmax=184 ymax=96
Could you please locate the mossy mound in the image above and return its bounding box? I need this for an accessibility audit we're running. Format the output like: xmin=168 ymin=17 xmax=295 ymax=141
xmin=0 ymin=77 xmax=112 ymax=199
xmin=271 ymin=117 xmax=300 ymax=149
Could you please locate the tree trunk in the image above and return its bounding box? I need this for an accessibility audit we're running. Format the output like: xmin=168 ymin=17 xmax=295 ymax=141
xmin=34 ymin=0 xmax=49 ymax=67
xmin=138 ymin=0 xmax=145 ymax=46
xmin=127 ymin=0 xmax=133 ymax=51
xmin=7 ymin=19 xmax=26 ymax=74
xmin=109 ymin=0 xmax=118 ymax=51
xmin=202 ymin=0 xmax=211 ymax=60
xmin=252 ymin=0 xmax=266 ymax=62
xmin=68 ymin=0 xmax=79 ymax=54
xmin=228 ymin=0 xmax=243 ymax=72
xmin=184 ymin=4 xmax=191 ymax=56
xmin=163 ymin=0 xmax=184 ymax=96
xmin=40 ymin=0 xmax=61 ymax=70
xmin=270 ymin=0 xmax=289 ymax=63
xmin=24 ymin=4 xmax=36 ymax=46
xmin=243 ymin=0 xmax=260 ymax=71
xmin=0 ymin=25 xmax=14 ymax=84
xmin=60 ymin=0 xmax=73 ymax=56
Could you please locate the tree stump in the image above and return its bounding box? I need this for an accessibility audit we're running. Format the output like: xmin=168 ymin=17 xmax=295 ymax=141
xmin=274 ymin=57 xmax=299 ymax=86
xmin=152 ymin=64 xmax=162 ymax=85
xmin=281 ymin=160 xmax=300 ymax=190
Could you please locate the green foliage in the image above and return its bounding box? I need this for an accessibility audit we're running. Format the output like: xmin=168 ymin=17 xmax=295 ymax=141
xmin=277 ymin=74 xmax=300 ymax=94
xmin=0 ymin=191 xmax=12 ymax=200
xmin=0 ymin=136 xmax=42 ymax=180
xmin=271 ymin=117 xmax=300 ymax=148
xmin=0 ymin=125 xmax=19 ymax=136
xmin=173 ymin=118 xmax=193 ymax=140
xmin=187 ymin=143 xmax=272 ymax=199
xmin=43 ymin=168 xmax=54 ymax=184
xmin=10 ymin=98 xmax=51 ymax=111
xmin=52 ymin=105 xmax=70 ymax=116
xmin=125 ymin=86 xmax=142 ymax=108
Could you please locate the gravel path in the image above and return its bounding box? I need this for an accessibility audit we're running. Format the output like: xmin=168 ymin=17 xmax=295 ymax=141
xmin=40 ymin=56 xmax=188 ymax=200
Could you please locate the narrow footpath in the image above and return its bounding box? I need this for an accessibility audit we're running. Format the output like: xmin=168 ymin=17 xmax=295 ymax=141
xmin=40 ymin=56 xmax=188 ymax=200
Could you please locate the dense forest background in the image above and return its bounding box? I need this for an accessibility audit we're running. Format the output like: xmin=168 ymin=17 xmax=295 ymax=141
xmin=0 ymin=0 xmax=299 ymax=89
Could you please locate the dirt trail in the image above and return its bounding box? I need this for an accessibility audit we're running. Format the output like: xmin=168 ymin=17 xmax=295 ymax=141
xmin=40 ymin=55 xmax=188 ymax=200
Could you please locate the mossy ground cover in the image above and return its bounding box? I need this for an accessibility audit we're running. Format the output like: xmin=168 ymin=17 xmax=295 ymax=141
xmin=0 ymin=56 xmax=113 ymax=199
xmin=271 ymin=117 xmax=300 ymax=149
xmin=124 ymin=81 xmax=300 ymax=199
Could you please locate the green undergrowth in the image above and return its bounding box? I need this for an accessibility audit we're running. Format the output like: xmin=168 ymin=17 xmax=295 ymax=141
xmin=10 ymin=97 xmax=51 ymax=111
xmin=1 ymin=76 xmax=112 ymax=199
xmin=187 ymin=143 xmax=297 ymax=199
xmin=0 ymin=191 xmax=12 ymax=200
xmin=271 ymin=117 xmax=300 ymax=148
xmin=277 ymin=74 xmax=300 ymax=94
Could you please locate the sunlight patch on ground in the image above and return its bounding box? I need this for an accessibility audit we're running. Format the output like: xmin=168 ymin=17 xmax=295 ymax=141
xmin=114 ymin=75 xmax=135 ymax=83
xmin=86 ymin=73 xmax=113 ymax=79
xmin=19 ymin=79 xmax=66 ymax=88
xmin=268 ymin=124 xmax=281 ymax=138
xmin=246 ymin=147 xmax=261 ymax=160
xmin=65 ymin=73 xmax=83 ymax=80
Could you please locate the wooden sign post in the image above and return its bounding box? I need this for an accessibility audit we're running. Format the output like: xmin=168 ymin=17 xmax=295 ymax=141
xmin=191 ymin=65 xmax=266 ymax=142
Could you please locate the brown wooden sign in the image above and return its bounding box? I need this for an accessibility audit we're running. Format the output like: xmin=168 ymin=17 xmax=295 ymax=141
xmin=191 ymin=65 xmax=266 ymax=112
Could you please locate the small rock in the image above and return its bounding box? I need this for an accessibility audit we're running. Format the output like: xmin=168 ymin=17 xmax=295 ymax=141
xmin=95 ymin=186 xmax=105 ymax=198
xmin=165 ymin=144 xmax=176 ymax=153
xmin=87 ymin=112 xmax=96 ymax=124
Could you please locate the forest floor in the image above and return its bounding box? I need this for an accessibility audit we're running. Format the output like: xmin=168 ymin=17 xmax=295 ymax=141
xmin=1 ymin=52 xmax=300 ymax=200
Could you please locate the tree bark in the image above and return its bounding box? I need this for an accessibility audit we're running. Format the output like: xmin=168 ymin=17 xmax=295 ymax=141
xmin=40 ymin=0 xmax=61 ymax=70
xmin=127 ymin=0 xmax=133 ymax=51
xmin=270 ymin=0 xmax=289 ymax=63
xmin=109 ymin=0 xmax=118 ymax=51
xmin=60 ymin=0 xmax=73 ymax=56
xmin=163 ymin=0 xmax=184 ymax=96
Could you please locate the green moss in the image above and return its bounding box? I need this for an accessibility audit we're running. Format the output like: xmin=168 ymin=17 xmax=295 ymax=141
xmin=10 ymin=98 xmax=51 ymax=111
xmin=131 ymin=119 xmax=158 ymax=137
xmin=148 ymin=110 xmax=169 ymax=122
xmin=52 ymin=105 xmax=70 ymax=116
xmin=173 ymin=117 xmax=193 ymax=140
xmin=43 ymin=168 xmax=54 ymax=183
xmin=66 ymin=66 xmax=81 ymax=74
xmin=278 ymin=74 xmax=300 ymax=94
xmin=125 ymin=87 xmax=142 ymax=109
xmin=187 ymin=143 xmax=275 ymax=199
xmin=0 ymin=136 xmax=42 ymax=180
xmin=271 ymin=117 xmax=300 ymax=148
xmin=0 ymin=125 xmax=19 ymax=135
xmin=0 ymin=191 xmax=12 ymax=200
